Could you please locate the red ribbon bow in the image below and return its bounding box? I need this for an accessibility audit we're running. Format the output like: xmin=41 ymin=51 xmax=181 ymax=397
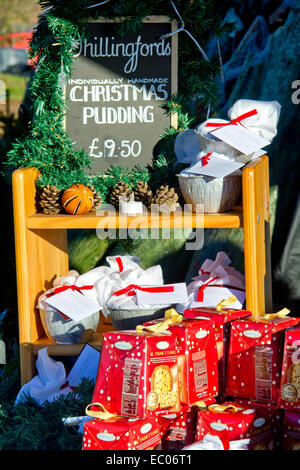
xmin=205 ymin=108 xmax=258 ymax=128
xmin=200 ymin=152 xmax=212 ymax=167
xmin=115 ymin=256 xmax=124 ymax=273
xmin=113 ymin=284 xmax=174 ymax=297
xmin=53 ymin=285 xmax=94 ymax=295
xmin=196 ymin=277 xmax=219 ymax=302
xmin=60 ymin=381 xmax=77 ymax=392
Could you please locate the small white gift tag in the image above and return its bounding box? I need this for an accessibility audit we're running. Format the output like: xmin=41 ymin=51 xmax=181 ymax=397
xmin=44 ymin=289 xmax=101 ymax=322
xmin=66 ymin=344 xmax=100 ymax=387
xmin=189 ymin=285 xmax=246 ymax=309
xmin=211 ymin=124 xmax=270 ymax=155
xmin=135 ymin=283 xmax=188 ymax=306
xmin=184 ymin=156 xmax=244 ymax=178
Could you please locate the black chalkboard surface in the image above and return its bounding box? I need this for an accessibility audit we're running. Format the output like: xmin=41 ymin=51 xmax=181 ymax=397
xmin=65 ymin=16 xmax=178 ymax=174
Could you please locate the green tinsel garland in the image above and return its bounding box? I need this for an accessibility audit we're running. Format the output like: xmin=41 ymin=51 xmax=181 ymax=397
xmin=3 ymin=0 xmax=232 ymax=202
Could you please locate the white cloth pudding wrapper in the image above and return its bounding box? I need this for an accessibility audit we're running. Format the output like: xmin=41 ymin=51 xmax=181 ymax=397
xmin=52 ymin=255 xmax=164 ymax=318
xmin=176 ymin=251 xmax=245 ymax=312
xmin=183 ymin=434 xmax=250 ymax=450
xmin=228 ymin=99 xmax=281 ymax=142
xmin=15 ymin=348 xmax=72 ymax=405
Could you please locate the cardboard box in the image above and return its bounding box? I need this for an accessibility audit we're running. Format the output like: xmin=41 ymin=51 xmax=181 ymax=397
xmin=82 ymin=416 xmax=161 ymax=450
xmin=92 ymin=330 xmax=180 ymax=418
xmin=225 ymin=315 xmax=300 ymax=403
xmin=278 ymin=326 xmax=300 ymax=411
xmin=184 ymin=308 xmax=250 ymax=395
xmin=143 ymin=317 xmax=219 ymax=405
xmin=196 ymin=401 xmax=276 ymax=450
xmin=233 ymin=398 xmax=282 ymax=449
xmin=282 ymin=411 xmax=300 ymax=450
xmin=157 ymin=405 xmax=197 ymax=450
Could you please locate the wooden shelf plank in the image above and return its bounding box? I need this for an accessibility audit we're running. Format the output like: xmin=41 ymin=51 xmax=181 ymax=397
xmin=27 ymin=207 xmax=243 ymax=229
xmin=32 ymin=339 xmax=102 ymax=356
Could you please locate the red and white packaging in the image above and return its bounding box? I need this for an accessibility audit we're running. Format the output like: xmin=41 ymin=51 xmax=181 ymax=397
xmin=278 ymin=326 xmax=300 ymax=411
xmin=82 ymin=416 xmax=161 ymax=450
xmin=92 ymin=330 xmax=180 ymax=419
xmin=282 ymin=411 xmax=300 ymax=450
xmin=143 ymin=317 xmax=219 ymax=405
xmin=196 ymin=401 xmax=276 ymax=450
xmin=184 ymin=308 xmax=250 ymax=395
xmin=156 ymin=405 xmax=197 ymax=450
xmin=233 ymin=398 xmax=282 ymax=449
xmin=225 ymin=315 xmax=300 ymax=403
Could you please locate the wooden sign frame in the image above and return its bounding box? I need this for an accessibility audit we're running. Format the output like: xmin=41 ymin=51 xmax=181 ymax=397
xmin=64 ymin=15 xmax=178 ymax=174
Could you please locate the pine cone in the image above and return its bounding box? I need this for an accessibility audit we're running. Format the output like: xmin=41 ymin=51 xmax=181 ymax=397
xmin=133 ymin=181 xmax=153 ymax=208
xmin=109 ymin=181 xmax=132 ymax=208
xmin=87 ymin=184 xmax=103 ymax=212
xmin=39 ymin=185 xmax=62 ymax=215
xmin=152 ymin=184 xmax=179 ymax=214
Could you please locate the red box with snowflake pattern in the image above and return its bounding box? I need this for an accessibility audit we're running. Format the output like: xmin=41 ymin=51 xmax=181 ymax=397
xmin=156 ymin=405 xmax=197 ymax=450
xmin=92 ymin=330 xmax=181 ymax=419
xmin=143 ymin=318 xmax=219 ymax=405
xmin=82 ymin=416 xmax=161 ymax=450
xmin=278 ymin=327 xmax=300 ymax=411
xmin=225 ymin=316 xmax=300 ymax=403
xmin=184 ymin=308 xmax=250 ymax=395
xmin=195 ymin=401 xmax=276 ymax=450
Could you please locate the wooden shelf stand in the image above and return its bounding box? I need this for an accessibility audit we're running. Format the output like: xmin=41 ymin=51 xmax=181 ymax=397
xmin=12 ymin=155 xmax=272 ymax=385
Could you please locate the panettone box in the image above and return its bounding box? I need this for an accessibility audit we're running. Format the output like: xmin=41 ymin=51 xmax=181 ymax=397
xmin=92 ymin=330 xmax=180 ymax=419
xmin=184 ymin=308 xmax=250 ymax=395
xmin=157 ymin=405 xmax=197 ymax=450
xmin=82 ymin=416 xmax=161 ymax=450
xmin=282 ymin=411 xmax=300 ymax=450
xmin=225 ymin=315 xmax=300 ymax=403
xmin=143 ymin=317 xmax=219 ymax=405
xmin=196 ymin=401 xmax=276 ymax=450
xmin=278 ymin=326 xmax=300 ymax=411
xmin=233 ymin=398 xmax=282 ymax=449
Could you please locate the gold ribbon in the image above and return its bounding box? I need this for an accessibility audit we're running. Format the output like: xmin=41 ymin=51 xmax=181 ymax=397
xmin=248 ymin=308 xmax=290 ymax=322
xmin=85 ymin=402 xmax=122 ymax=420
xmin=208 ymin=404 xmax=242 ymax=414
xmin=136 ymin=308 xmax=182 ymax=334
xmin=215 ymin=295 xmax=238 ymax=312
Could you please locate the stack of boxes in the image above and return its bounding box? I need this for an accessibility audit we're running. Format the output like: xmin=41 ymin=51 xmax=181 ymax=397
xmin=82 ymin=307 xmax=300 ymax=451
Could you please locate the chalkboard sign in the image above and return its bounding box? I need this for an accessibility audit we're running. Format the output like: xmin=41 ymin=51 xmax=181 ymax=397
xmin=65 ymin=16 xmax=178 ymax=174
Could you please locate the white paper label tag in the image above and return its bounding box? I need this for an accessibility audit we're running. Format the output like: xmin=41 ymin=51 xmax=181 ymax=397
xmin=189 ymin=286 xmax=246 ymax=310
xmin=185 ymin=156 xmax=244 ymax=178
xmin=44 ymin=289 xmax=100 ymax=322
xmin=135 ymin=283 xmax=188 ymax=306
xmin=66 ymin=344 xmax=100 ymax=387
xmin=211 ymin=124 xmax=270 ymax=154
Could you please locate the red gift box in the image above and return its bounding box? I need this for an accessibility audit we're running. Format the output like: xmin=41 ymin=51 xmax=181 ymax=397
xmin=278 ymin=326 xmax=300 ymax=411
xmin=233 ymin=398 xmax=282 ymax=449
xmin=92 ymin=330 xmax=180 ymax=418
xmin=196 ymin=401 xmax=276 ymax=450
xmin=282 ymin=411 xmax=300 ymax=450
xmin=184 ymin=308 xmax=250 ymax=395
xmin=82 ymin=416 xmax=161 ymax=450
xmin=143 ymin=317 xmax=219 ymax=405
xmin=156 ymin=405 xmax=197 ymax=450
xmin=225 ymin=315 xmax=300 ymax=403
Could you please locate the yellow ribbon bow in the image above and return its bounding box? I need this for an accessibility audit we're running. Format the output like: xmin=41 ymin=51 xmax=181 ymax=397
xmin=208 ymin=404 xmax=241 ymax=414
xmin=136 ymin=308 xmax=182 ymax=334
xmin=248 ymin=308 xmax=290 ymax=322
xmin=85 ymin=402 xmax=122 ymax=420
xmin=215 ymin=295 xmax=238 ymax=312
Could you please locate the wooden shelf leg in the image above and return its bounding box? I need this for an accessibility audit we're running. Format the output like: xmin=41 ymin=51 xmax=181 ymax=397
xmin=243 ymin=156 xmax=272 ymax=315
xmin=20 ymin=343 xmax=34 ymax=386
xmin=12 ymin=168 xmax=69 ymax=385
